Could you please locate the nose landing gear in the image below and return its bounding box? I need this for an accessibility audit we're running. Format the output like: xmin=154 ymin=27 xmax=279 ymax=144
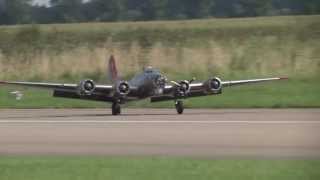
xmin=175 ymin=100 xmax=184 ymax=114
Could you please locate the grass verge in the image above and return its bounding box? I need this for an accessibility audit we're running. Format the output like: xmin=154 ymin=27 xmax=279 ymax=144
xmin=0 ymin=156 xmax=319 ymax=180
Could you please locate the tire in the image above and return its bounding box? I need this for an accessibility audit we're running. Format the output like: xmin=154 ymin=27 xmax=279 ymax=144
xmin=112 ymin=103 xmax=121 ymax=115
xmin=175 ymin=100 xmax=184 ymax=114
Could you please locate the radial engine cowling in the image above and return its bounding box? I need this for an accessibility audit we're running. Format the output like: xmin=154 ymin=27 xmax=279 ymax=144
xmin=205 ymin=77 xmax=222 ymax=93
xmin=117 ymin=81 xmax=130 ymax=96
xmin=175 ymin=80 xmax=191 ymax=97
xmin=78 ymin=79 xmax=96 ymax=96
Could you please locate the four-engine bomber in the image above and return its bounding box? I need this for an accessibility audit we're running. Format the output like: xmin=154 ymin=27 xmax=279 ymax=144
xmin=0 ymin=55 xmax=288 ymax=115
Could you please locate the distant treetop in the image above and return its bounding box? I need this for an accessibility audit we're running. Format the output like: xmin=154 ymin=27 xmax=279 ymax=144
xmin=0 ymin=0 xmax=319 ymax=25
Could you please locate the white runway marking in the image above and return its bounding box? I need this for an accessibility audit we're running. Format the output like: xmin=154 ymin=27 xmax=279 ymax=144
xmin=0 ymin=120 xmax=319 ymax=124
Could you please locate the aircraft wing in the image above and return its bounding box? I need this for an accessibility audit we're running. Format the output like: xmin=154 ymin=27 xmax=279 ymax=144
xmin=0 ymin=81 xmax=78 ymax=89
xmin=151 ymin=77 xmax=287 ymax=102
xmin=0 ymin=81 xmax=113 ymax=91
xmin=0 ymin=81 xmax=115 ymax=102
xmin=222 ymin=77 xmax=288 ymax=87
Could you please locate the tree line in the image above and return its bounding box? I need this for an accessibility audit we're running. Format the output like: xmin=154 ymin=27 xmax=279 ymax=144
xmin=0 ymin=0 xmax=319 ymax=25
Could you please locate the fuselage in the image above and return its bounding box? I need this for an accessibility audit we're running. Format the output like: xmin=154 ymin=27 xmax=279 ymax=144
xmin=128 ymin=67 xmax=166 ymax=98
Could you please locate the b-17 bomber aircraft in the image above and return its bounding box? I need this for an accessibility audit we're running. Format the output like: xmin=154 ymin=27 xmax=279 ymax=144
xmin=0 ymin=56 xmax=288 ymax=115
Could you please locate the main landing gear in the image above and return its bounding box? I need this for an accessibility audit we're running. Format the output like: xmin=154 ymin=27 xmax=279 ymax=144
xmin=112 ymin=102 xmax=121 ymax=115
xmin=175 ymin=100 xmax=184 ymax=114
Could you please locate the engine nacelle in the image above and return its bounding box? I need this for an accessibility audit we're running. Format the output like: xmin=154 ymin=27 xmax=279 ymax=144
xmin=116 ymin=81 xmax=130 ymax=96
xmin=153 ymin=76 xmax=167 ymax=95
xmin=78 ymin=79 xmax=96 ymax=96
xmin=205 ymin=77 xmax=222 ymax=93
xmin=175 ymin=80 xmax=191 ymax=97
xmin=155 ymin=76 xmax=167 ymax=89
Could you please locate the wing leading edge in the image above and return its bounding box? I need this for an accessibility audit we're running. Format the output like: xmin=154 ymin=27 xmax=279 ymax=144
xmin=0 ymin=81 xmax=77 ymax=89
xmin=0 ymin=81 xmax=113 ymax=90
xmin=222 ymin=77 xmax=288 ymax=87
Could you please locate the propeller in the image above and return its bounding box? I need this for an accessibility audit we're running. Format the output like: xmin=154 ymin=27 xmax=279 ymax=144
xmin=117 ymin=81 xmax=130 ymax=96
xmin=155 ymin=76 xmax=167 ymax=88
xmin=170 ymin=77 xmax=195 ymax=87
xmin=78 ymin=79 xmax=96 ymax=96
xmin=171 ymin=77 xmax=196 ymax=97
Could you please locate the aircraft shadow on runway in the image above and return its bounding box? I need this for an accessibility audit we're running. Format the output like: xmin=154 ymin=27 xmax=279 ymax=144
xmin=3 ymin=111 xmax=261 ymax=119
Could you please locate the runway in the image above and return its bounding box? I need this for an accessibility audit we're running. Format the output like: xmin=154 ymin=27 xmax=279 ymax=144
xmin=0 ymin=109 xmax=319 ymax=158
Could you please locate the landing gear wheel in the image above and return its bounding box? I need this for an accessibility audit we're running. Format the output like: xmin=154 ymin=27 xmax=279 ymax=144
xmin=175 ymin=100 xmax=184 ymax=114
xmin=112 ymin=103 xmax=121 ymax=115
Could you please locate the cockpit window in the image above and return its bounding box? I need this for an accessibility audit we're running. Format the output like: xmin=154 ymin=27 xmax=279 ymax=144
xmin=144 ymin=67 xmax=160 ymax=74
xmin=144 ymin=67 xmax=154 ymax=73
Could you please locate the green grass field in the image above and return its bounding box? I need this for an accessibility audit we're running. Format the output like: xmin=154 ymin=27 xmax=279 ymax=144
xmin=0 ymin=157 xmax=319 ymax=180
xmin=0 ymin=15 xmax=319 ymax=108
xmin=1 ymin=78 xmax=319 ymax=108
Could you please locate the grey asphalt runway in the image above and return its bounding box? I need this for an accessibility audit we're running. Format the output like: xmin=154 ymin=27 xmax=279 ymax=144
xmin=0 ymin=109 xmax=319 ymax=158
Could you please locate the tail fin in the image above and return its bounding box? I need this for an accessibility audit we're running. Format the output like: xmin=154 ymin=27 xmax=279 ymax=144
xmin=108 ymin=55 xmax=119 ymax=83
